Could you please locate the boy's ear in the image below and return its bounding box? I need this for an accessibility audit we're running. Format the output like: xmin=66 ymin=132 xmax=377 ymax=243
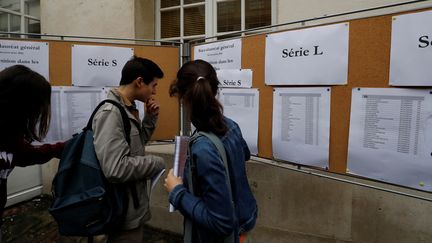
xmin=134 ymin=77 xmax=143 ymax=87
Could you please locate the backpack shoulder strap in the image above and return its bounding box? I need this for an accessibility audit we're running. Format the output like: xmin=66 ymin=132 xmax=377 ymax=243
xmin=197 ymin=132 xmax=231 ymax=192
xmin=188 ymin=131 xmax=231 ymax=195
xmin=188 ymin=131 xmax=235 ymax=243
xmin=86 ymin=99 xmax=140 ymax=209
xmin=86 ymin=99 xmax=131 ymax=145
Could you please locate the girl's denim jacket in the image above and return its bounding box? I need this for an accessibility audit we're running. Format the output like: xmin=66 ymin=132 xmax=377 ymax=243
xmin=169 ymin=117 xmax=257 ymax=243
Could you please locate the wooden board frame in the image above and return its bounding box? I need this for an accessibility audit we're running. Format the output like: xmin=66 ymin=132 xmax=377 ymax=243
xmin=0 ymin=38 xmax=180 ymax=140
xmin=193 ymin=7 xmax=431 ymax=173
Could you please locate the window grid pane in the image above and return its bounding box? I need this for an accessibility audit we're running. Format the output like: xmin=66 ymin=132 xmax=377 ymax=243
xmin=25 ymin=0 xmax=40 ymax=19
xmin=158 ymin=0 xmax=272 ymax=40
xmin=245 ymin=0 xmax=271 ymax=29
xmin=161 ymin=9 xmax=180 ymax=38
xmin=161 ymin=0 xmax=179 ymax=8
xmin=184 ymin=5 xmax=205 ymax=36
xmin=217 ymin=0 xmax=241 ymax=33
xmin=161 ymin=40 xmax=180 ymax=46
xmin=0 ymin=12 xmax=8 ymax=31
xmin=184 ymin=0 xmax=204 ymax=4
xmin=0 ymin=0 xmax=20 ymax=12
xmin=26 ymin=18 xmax=40 ymax=33
xmin=217 ymin=32 xmax=241 ymax=40
xmin=10 ymin=14 xmax=20 ymax=32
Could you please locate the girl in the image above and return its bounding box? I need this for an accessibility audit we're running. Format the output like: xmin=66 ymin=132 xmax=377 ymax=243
xmin=165 ymin=60 xmax=257 ymax=243
xmin=0 ymin=65 xmax=64 ymax=238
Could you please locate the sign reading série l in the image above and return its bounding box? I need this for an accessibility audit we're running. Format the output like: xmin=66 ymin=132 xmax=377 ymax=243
xmin=265 ymin=23 xmax=349 ymax=85
xmin=216 ymin=69 xmax=252 ymax=88
xmin=389 ymin=10 xmax=432 ymax=86
xmin=193 ymin=39 xmax=241 ymax=70
xmin=72 ymin=45 xmax=134 ymax=87
xmin=0 ymin=40 xmax=49 ymax=80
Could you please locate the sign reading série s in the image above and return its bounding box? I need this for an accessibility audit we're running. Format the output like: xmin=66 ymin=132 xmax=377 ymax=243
xmin=216 ymin=69 xmax=252 ymax=88
xmin=390 ymin=10 xmax=432 ymax=86
xmin=72 ymin=45 xmax=134 ymax=87
xmin=0 ymin=40 xmax=49 ymax=80
xmin=193 ymin=39 xmax=241 ymax=70
xmin=265 ymin=23 xmax=349 ymax=85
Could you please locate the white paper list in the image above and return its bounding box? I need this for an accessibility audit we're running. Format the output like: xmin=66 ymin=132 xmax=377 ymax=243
xmin=362 ymin=95 xmax=422 ymax=154
xmin=348 ymin=88 xmax=432 ymax=191
xmin=218 ymin=88 xmax=259 ymax=155
xmin=272 ymin=88 xmax=331 ymax=168
xmin=45 ymin=87 xmax=62 ymax=143
xmin=61 ymin=87 xmax=104 ymax=139
xmin=281 ymin=94 xmax=319 ymax=145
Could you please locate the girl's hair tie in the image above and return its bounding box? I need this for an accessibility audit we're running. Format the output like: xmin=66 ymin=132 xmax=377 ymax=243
xmin=196 ymin=76 xmax=205 ymax=82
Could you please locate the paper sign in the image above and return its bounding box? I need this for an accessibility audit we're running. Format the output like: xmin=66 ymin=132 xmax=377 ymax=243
xmin=72 ymin=45 xmax=133 ymax=87
xmin=194 ymin=39 xmax=241 ymax=70
xmin=390 ymin=10 xmax=432 ymax=86
xmin=0 ymin=40 xmax=49 ymax=80
xmin=217 ymin=69 xmax=252 ymax=88
xmin=265 ymin=23 xmax=349 ymax=85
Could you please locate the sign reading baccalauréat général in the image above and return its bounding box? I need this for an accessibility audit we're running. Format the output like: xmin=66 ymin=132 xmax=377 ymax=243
xmin=193 ymin=39 xmax=241 ymax=70
xmin=0 ymin=40 xmax=49 ymax=80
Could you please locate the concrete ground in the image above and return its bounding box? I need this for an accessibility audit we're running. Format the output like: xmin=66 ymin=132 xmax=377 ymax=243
xmin=1 ymin=195 xmax=182 ymax=243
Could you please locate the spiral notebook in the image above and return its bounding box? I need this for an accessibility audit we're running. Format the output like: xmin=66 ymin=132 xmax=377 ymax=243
xmin=169 ymin=135 xmax=189 ymax=212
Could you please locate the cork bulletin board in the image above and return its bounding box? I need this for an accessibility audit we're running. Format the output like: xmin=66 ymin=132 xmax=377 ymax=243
xmin=1 ymin=38 xmax=180 ymax=140
xmin=193 ymin=7 xmax=431 ymax=174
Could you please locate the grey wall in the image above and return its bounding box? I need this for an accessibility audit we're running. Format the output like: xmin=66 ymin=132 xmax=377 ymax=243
xmin=145 ymin=145 xmax=432 ymax=243
xmin=40 ymin=0 xmax=155 ymax=40
xmin=134 ymin=0 xmax=155 ymax=39
xmin=276 ymin=0 xmax=432 ymax=29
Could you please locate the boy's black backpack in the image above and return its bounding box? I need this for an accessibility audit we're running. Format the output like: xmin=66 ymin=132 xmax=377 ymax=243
xmin=48 ymin=99 xmax=138 ymax=237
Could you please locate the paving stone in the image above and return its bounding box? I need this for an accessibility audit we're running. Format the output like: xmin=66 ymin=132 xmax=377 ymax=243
xmin=2 ymin=195 xmax=182 ymax=243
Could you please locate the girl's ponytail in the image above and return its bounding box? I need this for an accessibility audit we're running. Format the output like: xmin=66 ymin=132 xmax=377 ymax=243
xmin=170 ymin=60 xmax=227 ymax=135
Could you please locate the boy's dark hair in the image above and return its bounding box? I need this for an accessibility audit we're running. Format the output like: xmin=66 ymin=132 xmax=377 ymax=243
xmin=119 ymin=56 xmax=164 ymax=85
xmin=0 ymin=65 xmax=51 ymax=144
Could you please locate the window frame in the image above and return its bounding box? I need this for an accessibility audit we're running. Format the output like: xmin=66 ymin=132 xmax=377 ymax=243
xmin=156 ymin=0 xmax=207 ymax=42
xmin=0 ymin=0 xmax=40 ymax=36
xmin=156 ymin=0 xmax=276 ymax=42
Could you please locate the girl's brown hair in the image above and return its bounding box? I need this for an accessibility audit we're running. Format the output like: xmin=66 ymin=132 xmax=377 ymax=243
xmin=0 ymin=65 xmax=51 ymax=145
xmin=169 ymin=60 xmax=227 ymax=135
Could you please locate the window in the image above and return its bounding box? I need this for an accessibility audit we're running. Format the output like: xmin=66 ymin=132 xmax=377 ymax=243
xmin=245 ymin=0 xmax=271 ymax=29
xmin=217 ymin=0 xmax=241 ymax=33
xmin=157 ymin=0 xmax=273 ymax=42
xmin=0 ymin=0 xmax=41 ymax=37
xmin=157 ymin=0 xmax=205 ymax=42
